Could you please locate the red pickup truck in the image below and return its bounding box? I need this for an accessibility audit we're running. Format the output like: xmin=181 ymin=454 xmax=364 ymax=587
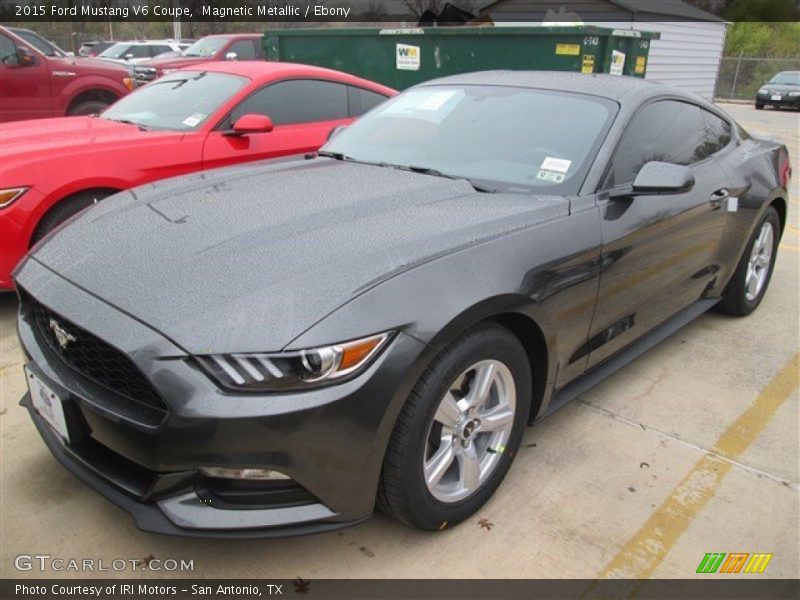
xmin=133 ymin=33 xmax=264 ymax=86
xmin=0 ymin=27 xmax=133 ymax=123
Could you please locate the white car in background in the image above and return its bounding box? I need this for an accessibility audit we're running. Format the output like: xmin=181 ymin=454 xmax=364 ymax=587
xmin=97 ymin=40 xmax=190 ymax=65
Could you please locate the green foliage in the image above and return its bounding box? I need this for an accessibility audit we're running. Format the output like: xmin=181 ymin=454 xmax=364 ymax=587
xmin=726 ymin=0 xmax=800 ymax=22
xmin=724 ymin=22 xmax=800 ymax=58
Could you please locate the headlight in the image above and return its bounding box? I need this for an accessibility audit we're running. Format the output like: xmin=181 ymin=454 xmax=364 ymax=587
xmin=195 ymin=332 xmax=392 ymax=392
xmin=789 ymin=92 xmax=800 ymax=97
xmin=0 ymin=187 xmax=28 ymax=209
xmin=758 ymin=88 xmax=769 ymax=94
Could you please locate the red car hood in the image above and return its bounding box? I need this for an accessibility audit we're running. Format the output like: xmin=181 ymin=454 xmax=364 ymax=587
xmin=0 ymin=117 xmax=178 ymax=164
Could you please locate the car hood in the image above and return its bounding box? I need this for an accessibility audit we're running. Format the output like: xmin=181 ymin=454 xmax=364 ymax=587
xmin=52 ymin=55 xmax=131 ymax=76
xmin=0 ymin=117 xmax=178 ymax=165
xmin=31 ymin=159 xmax=568 ymax=354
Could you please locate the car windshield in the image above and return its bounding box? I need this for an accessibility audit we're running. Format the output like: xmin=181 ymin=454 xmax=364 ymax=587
xmin=99 ymin=43 xmax=133 ymax=59
xmin=101 ymin=71 xmax=247 ymax=131
xmin=12 ymin=29 xmax=66 ymax=57
xmin=181 ymin=38 xmax=226 ymax=57
xmin=322 ymin=85 xmax=616 ymax=193
xmin=769 ymin=72 xmax=800 ymax=85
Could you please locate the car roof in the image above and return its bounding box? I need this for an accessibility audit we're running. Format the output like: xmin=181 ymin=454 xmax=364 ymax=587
xmin=202 ymin=33 xmax=261 ymax=39
xmin=417 ymin=70 xmax=684 ymax=104
xmin=177 ymin=60 xmax=395 ymax=91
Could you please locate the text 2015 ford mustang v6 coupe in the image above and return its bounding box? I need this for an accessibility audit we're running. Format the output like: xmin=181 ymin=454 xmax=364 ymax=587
xmin=15 ymin=72 xmax=791 ymax=537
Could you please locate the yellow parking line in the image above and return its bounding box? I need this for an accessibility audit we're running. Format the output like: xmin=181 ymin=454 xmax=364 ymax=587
xmin=595 ymin=352 xmax=800 ymax=582
xmin=786 ymin=224 xmax=800 ymax=236
xmin=780 ymin=242 xmax=800 ymax=252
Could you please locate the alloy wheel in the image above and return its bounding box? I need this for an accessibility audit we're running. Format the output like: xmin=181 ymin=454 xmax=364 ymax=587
xmin=423 ymin=360 xmax=516 ymax=503
xmin=745 ymin=221 xmax=774 ymax=301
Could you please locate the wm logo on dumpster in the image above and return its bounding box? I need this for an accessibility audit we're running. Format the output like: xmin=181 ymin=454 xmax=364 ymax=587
xmin=696 ymin=552 xmax=772 ymax=574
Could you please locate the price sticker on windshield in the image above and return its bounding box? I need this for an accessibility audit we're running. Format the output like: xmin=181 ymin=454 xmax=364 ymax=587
xmin=541 ymin=157 xmax=571 ymax=173
xmin=182 ymin=112 xmax=205 ymax=127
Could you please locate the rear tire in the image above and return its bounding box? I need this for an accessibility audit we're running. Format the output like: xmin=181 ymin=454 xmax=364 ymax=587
xmin=715 ymin=207 xmax=780 ymax=316
xmin=67 ymin=100 xmax=109 ymax=116
xmin=377 ymin=322 xmax=532 ymax=530
xmin=31 ymin=191 xmax=112 ymax=245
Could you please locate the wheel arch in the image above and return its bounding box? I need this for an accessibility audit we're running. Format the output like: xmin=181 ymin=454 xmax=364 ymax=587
xmin=66 ymin=88 xmax=119 ymax=115
xmin=415 ymin=295 xmax=555 ymax=425
xmin=30 ymin=187 xmax=121 ymax=247
xmin=770 ymin=196 xmax=786 ymax=238
xmin=487 ymin=312 xmax=549 ymax=423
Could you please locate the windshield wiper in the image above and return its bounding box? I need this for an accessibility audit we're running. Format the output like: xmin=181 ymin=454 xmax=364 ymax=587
xmin=105 ymin=118 xmax=150 ymax=131
xmin=392 ymin=164 xmax=498 ymax=193
xmin=317 ymin=150 xmax=352 ymax=161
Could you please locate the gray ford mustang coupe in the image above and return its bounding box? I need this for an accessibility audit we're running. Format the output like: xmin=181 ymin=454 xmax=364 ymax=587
xmin=15 ymin=72 xmax=790 ymax=537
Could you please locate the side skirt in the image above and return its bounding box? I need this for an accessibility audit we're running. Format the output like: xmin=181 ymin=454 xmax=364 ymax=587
xmin=542 ymin=298 xmax=720 ymax=418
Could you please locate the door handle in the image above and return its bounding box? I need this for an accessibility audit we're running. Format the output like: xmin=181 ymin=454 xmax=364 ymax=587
xmin=709 ymin=188 xmax=729 ymax=208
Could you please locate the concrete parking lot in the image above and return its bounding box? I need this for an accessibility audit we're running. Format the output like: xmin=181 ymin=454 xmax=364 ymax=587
xmin=0 ymin=103 xmax=797 ymax=580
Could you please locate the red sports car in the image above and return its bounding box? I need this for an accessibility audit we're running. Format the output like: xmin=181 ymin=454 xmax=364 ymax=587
xmin=0 ymin=62 xmax=396 ymax=290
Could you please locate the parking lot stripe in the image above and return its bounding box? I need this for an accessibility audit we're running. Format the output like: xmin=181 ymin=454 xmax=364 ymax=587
xmin=595 ymin=352 xmax=799 ymax=581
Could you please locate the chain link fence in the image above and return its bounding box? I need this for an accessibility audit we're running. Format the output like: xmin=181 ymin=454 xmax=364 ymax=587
xmin=715 ymin=56 xmax=800 ymax=102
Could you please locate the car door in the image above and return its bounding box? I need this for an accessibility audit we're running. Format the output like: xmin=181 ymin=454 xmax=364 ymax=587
xmin=0 ymin=32 xmax=52 ymax=122
xmin=201 ymin=78 xmax=353 ymax=170
xmin=585 ymin=99 xmax=732 ymax=369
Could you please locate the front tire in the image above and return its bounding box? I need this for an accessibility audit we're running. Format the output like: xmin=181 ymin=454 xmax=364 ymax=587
xmin=377 ymin=322 xmax=532 ymax=530
xmin=68 ymin=100 xmax=110 ymax=116
xmin=715 ymin=207 xmax=780 ymax=316
xmin=755 ymin=102 xmax=764 ymax=110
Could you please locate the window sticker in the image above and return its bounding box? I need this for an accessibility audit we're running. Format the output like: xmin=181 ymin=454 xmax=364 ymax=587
xmin=536 ymin=170 xmax=566 ymax=184
xmin=541 ymin=157 xmax=572 ymax=173
xmin=417 ymin=90 xmax=461 ymax=111
xmin=182 ymin=112 xmax=205 ymax=127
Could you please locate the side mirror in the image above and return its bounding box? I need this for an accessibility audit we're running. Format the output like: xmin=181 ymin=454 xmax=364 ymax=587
xmin=611 ymin=161 xmax=694 ymax=198
xmin=327 ymin=125 xmax=346 ymax=141
xmin=124 ymin=53 xmax=134 ymax=60
xmin=225 ymin=113 xmax=274 ymax=136
xmin=225 ymin=52 xmax=238 ymax=61
xmin=16 ymin=46 xmax=36 ymax=67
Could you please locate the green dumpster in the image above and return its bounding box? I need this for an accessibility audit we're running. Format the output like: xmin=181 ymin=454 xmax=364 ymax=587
xmin=263 ymin=26 xmax=659 ymax=90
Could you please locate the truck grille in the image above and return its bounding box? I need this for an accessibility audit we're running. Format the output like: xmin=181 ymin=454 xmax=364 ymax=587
xmin=29 ymin=297 xmax=166 ymax=413
xmin=133 ymin=66 xmax=157 ymax=85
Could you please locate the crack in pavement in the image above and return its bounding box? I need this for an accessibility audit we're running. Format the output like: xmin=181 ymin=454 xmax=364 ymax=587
xmin=577 ymin=397 xmax=799 ymax=491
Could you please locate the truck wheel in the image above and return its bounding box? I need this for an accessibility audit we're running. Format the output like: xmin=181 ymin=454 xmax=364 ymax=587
xmin=31 ymin=191 xmax=112 ymax=245
xmin=377 ymin=322 xmax=531 ymax=530
xmin=68 ymin=100 xmax=110 ymax=116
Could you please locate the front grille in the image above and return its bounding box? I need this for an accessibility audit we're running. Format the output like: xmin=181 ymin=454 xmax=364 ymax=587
xmin=133 ymin=67 xmax=157 ymax=84
xmin=29 ymin=297 xmax=167 ymax=413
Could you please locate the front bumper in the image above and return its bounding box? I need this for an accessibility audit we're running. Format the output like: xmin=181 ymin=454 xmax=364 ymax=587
xmin=757 ymin=93 xmax=800 ymax=108
xmin=15 ymin=258 xmax=426 ymax=537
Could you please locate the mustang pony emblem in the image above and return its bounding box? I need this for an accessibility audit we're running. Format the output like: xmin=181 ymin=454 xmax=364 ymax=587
xmin=49 ymin=318 xmax=76 ymax=349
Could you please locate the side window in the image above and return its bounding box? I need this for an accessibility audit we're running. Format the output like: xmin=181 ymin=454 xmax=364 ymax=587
xmin=0 ymin=34 xmax=16 ymax=64
xmin=697 ymin=109 xmax=732 ymax=158
xmin=229 ymin=40 xmax=256 ymax=60
xmin=229 ymin=79 xmax=349 ymax=126
xmin=347 ymin=86 xmax=389 ymax=117
xmin=605 ymin=100 xmax=714 ymax=187
xmin=129 ymin=46 xmax=151 ymax=58
xmin=150 ymin=45 xmax=172 ymax=57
